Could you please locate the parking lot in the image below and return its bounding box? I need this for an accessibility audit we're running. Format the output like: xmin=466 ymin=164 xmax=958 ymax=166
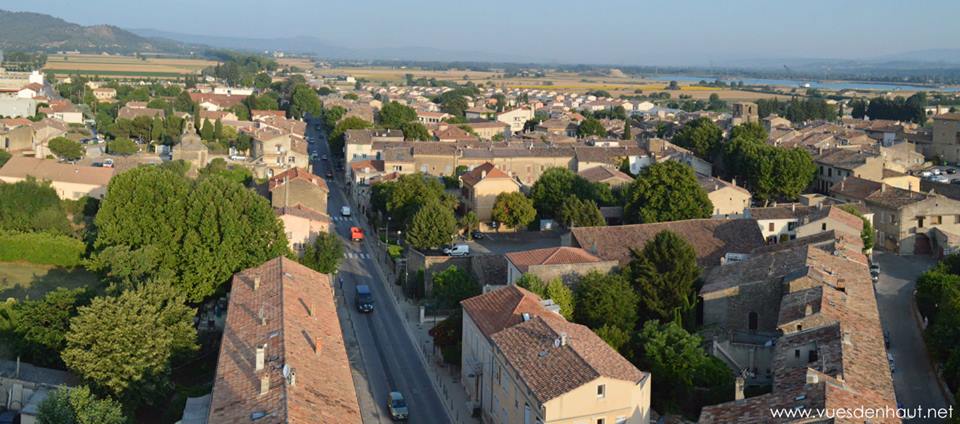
xmin=918 ymin=165 xmax=960 ymax=185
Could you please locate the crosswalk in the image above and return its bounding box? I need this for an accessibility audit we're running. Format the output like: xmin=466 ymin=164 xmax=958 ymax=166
xmin=344 ymin=252 xmax=371 ymax=259
xmin=331 ymin=216 xmax=354 ymax=222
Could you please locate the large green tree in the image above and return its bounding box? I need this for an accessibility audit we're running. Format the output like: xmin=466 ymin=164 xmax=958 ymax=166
xmin=400 ymin=121 xmax=431 ymax=141
xmin=516 ymin=274 xmax=574 ymax=320
xmin=529 ymin=167 xmax=597 ymax=217
xmin=577 ymin=118 xmax=607 ymax=138
xmin=491 ymin=191 xmax=537 ymax=229
xmin=558 ymin=196 xmax=605 ymax=228
xmin=300 ymin=232 xmax=344 ymax=274
xmin=406 ymin=200 xmax=457 ymax=250
xmin=0 ymin=177 xmax=70 ymax=234
xmin=573 ymin=271 xmax=639 ymax=336
xmin=289 ymin=84 xmax=322 ymax=119
xmin=37 ymin=386 xmax=125 ymax=424
xmin=63 ymin=283 xmax=197 ymax=404
xmin=624 ymin=161 xmax=712 ymax=224
xmin=431 ymin=265 xmax=480 ymax=309
xmin=379 ymin=101 xmax=418 ymax=128
xmin=106 ymin=137 xmax=138 ymax=156
xmin=639 ymin=320 xmax=718 ymax=395
xmin=671 ymin=117 xmax=723 ymax=160
xmin=13 ymin=287 xmax=91 ymax=367
xmin=48 ymin=137 xmax=84 ymax=161
xmin=329 ymin=116 xmax=372 ymax=154
xmin=625 ymin=230 xmax=701 ymax=324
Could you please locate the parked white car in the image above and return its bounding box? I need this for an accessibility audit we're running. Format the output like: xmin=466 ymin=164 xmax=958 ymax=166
xmin=341 ymin=206 xmax=352 ymax=217
xmin=443 ymin=244 xmax=470 ymax=256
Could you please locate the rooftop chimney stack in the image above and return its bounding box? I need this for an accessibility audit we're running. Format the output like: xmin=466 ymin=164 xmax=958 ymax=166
xmin=256 ymin=345 xmax=265 ymax=371
xmin=254 ymin=276 xmax=261 ymax=290
xmin=735 ymin=376 xmax=745 ymax=401
xmin=260 ymin=375 xmax=270 ymax=395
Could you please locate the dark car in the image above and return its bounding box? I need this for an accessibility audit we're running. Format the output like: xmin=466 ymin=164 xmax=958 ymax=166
xmin=470 ymin=230 xmax=484 ymax=240
xmin=948 ymin=168 xmax=958 ymax=174
xmin=326 ymin=171 xmax=334 ymax=178
xmin=355 ymin=285 xmax=374 ymax=313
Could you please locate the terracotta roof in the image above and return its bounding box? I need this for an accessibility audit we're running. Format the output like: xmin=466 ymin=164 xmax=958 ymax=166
xmin=831 ymin=176 xmax=928 ymax=209
xmin=505 ymin=247 xmax=603 ymax=273
xmin=350 ymin=159 xmax=385 ymax=173
xmin=189 ymin=92 xmax=245 ymax=108
xmin=274 ymin=204 xmax=330 ymax=222
xmin=460 ymin=162 xmax=513 ymax=186
xmin=460 ymin=286 xmax=553 ymax=339
xmin=491 ymin=316 xmax=648 ymax=404
xmin=935 ymin=112 xmax=960 ymax=121
xmin=0 ymin=157 xmax=114 ymax=186
xmin=0 ymin=118 xmax=32 ymax=128
xmin=569 ymin=219 xmax=764 ymax=267
xmin=578 ymin=166 xmax=634 ymax=185
xmin=208 ymin=257 xmax=361 ymax=423
xmin=118 ymin=106 xmax=164 ymax=120
xmin=268 ymin=167 xmax=328 ymax=192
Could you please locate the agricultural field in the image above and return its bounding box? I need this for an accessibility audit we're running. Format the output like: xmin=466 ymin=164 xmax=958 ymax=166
xmin=324 ymin=65 xmax=792 ymax=101
xmin=44 ymin=53 xmax=217 ymax=79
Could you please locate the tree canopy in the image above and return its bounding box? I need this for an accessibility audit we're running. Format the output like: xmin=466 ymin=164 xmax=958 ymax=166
xmin=0 ymin=177 xmax=70 ymax=234
xmin=37 ymin=386 xmax=125 ymax=424
xmin=558 ymin=196 xmax=605 ymax=228
xmin=577 ymin=118 xmax=607 ymax=138
xmin=379 ymin=101 xmax=418 ymax=128
xmin=406 ymin=200 xmax=457 ymax=250
xmin=516 ymin=274 xmax=574 ymax=320
xmin=13 ymin=287 xmax=91 ymax=367
xmin=48 ymin=137 xmax=84 ymax=161
xmin=431 ymin=265 xmax=480 ymax=309
xmin=491 ymin=191 xmax=537 ymax=229
xmin=573 ymin=271 xmax=639 ymax=337
xmin=529 ymin=167 xmax=600 ymax=218
xmin=671 ymin=117 xmax=723 ymax=160
xmin=624 ymin=161 xmax=712 ymax=224
xmin=300 ymin=232 xmax=344 ymax=274
xmin=625 ymin=230 xmax=701 ymax=324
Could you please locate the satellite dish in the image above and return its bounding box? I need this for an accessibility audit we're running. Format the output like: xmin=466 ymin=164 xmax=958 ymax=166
xmin=282 ymin=364 xmax=290 ymax=379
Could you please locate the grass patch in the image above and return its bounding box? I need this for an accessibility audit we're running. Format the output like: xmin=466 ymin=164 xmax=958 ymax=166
xmin=0 ymin=261 xmax=100 ymax=301
xmin=0 ymin=232 xmax=86 ymax=266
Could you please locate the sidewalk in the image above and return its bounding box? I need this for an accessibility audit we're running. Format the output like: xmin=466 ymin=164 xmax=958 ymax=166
xmin=364 ymin=233 xmax=479 ymax=424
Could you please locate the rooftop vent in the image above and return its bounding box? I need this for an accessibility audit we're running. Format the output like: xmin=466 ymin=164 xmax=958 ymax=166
xmin=521 ymin=313 xmax=531 ymax=322
xmin=259 ymin=375 xmax=270 ymax=395
xmin=254 ymin=276 xmax=261 ymax=290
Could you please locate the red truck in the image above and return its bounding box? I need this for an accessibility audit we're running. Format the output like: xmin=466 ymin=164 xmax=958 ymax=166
xmin=350 ymin=227 xmax=364 ymax=242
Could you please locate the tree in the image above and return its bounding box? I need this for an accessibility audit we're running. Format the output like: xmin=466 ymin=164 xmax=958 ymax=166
xmin=573 ymin=271 xmax=638 ymax=334
xmin=672 ymin=117 xmax=723 ymax=160
xmin=329 ymin=116 xmax=372 ymax=154
xmin=625 ymin=230 xmax=701 ymax=324
xmin=213 ymin=118 xmax=224 ymax=141
xmin=558 ymin=196 xmax=605 ymax=228
xmin=529 ymin=167 xmax=597 ymax=217
xmin=577 ymin=118 xmax=607 ymax=138
xmin=624 ymin=161 xmax=712 ymax=224
xmin=491 ymin=191 xmax=536 ymax=229
xmin=379 ymin=101 xmax=418 ymax=128
xmin=37 ymin=386 xmax=125 ymax=424
xmin=0 ymin=150 xmax=11 ymax=167
xmin=290 ymin=84 xmax=322 ymax=119
xmin=400 ymin=121 xmax=431 ymax=141
xmin=14 ymin=287 xmax=91 ymax=367
xmin=300 ymin=232 xmax=344 ymax=274
xmin=379 ymin=173 xmax=452 ymax=227
xmin=459 ymin=211 xmax=479 ymax=238
xmin=622 ymin=120 xmax=632 ymax=140
xmin=515 ymin=274 xmax=575 ymax=320
xmin=48 ymin=137 xmax=84 ymax=161
xmin=431 ymin=266 xmax=480 ymax=309
xmin=254 ymin=72 xmax=272 ymax=90
xmin=406 ymin=200 xmax=457 ymax=250
xmin=173 ymin=91 xmax=195 ymax=113
xmin=63 ymin=283 xmax=197 ymax=404
xmin=729 ymin=122 xmax=767 ymax=142
xmin=838 ymin=205 xmax=875 ymax=252
xmin=639 ymin=319 xmax=711 ymax=392
xmin=200 ymin=119 xmax=214 ymax=141
xmin=106 ymin=137 xmax=138 ymax=156
xmin=0 ymin=177 xmax=70 ymax=234
xmin=198 ymin=158 xmax=252 ymax=186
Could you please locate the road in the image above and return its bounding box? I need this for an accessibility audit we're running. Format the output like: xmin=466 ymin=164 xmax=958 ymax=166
xmin=307 ymin=119 xmax=450 ymax=424
xmin=873 ymin=252 xmax=948 ymax=422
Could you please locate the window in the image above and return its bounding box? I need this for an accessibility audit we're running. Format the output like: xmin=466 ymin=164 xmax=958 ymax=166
xmin=827 ymin=168 xmax=832 ymax=177
xmin=794 ymin=349 xmax=800 ymax=359
xmin=768 ymin=222 xmax=775 ymax=232
xmin=918 ymin=217 xmax=924 ymax=228
xmin=597 ymin=384 xmax=605 ymax=398
xmin=596 ymin=419 xmax=605 ymax=424
xmin=808 ymin=350 xmax=819 ymax=363
xmin=821 ymin=223 xmax=827 ymax=231
xmin=748 ymin=311 xmax=758 ymax=331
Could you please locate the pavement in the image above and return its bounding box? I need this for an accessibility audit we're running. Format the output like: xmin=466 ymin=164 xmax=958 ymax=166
xmin=873 ymin=251 xmax=951 ymax=422
xmin=309 ymin=119 xmax=476 ymax=424
xmin=464 ymin=230 xmax=562 ymax=255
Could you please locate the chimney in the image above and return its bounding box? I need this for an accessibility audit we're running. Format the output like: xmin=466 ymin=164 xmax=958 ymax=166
xmin=843 ymin=332 xmax=852 ymax=345
xmin=256 ymin=345 xmax=265 ymax=371
xmin=254 ymin=276 xmax=261 ymax=290
xmin=880 ymin=183 xmax=886 ymax=193
xmin=481 ymin=170 xmax=487 ymax=179
xmin=559 ymin=332 xmax=568 ymax=347
xmin=735 ymin=376 xmax=745 ymax=401
xmin=804 ymin=304 xmax=813 ymax=316
xmin=791 ymin=203 xmax=796 ymax=213
xmin=806 ymin=371 xmax=819 ymax=385
xmin=315 ymin=336 xmax=322 ymax=355
xmin=731 ymin=178 xmax=737 ymax=187
xmin=260 ymin=375 xmax=270 ymax=395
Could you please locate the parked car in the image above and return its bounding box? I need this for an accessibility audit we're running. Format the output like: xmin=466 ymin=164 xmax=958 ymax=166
xmin=948 ymin=168 xmax=958 ymax=174
xmin=921 ymin=171 xmax=933 ymax=178
xmin=933 ymin=175 xmax=950 ymax=183
xmin=102 ymin=158 xmax=114 ymax=168
xmin=387 ymin=391 xmax=408 ymax=421
xmin=322 ymin=154 xmax=328 ymax=160
xmin=341 ymin=206 xmax=352 ymax=217
xmin=470 ymin=230 xmax=484 ymax=240
xmin=887 ymin=352 xmax=896 ymax=373
xmin=326 ymin=170 xmax=334 ymax=179
xmin=884 ymin=331 xmax=891 ymax=349
xmin=355 ymin=285 xmax=374 ymax=313
xmin=443 ymin=244 xmax=470 ymax=257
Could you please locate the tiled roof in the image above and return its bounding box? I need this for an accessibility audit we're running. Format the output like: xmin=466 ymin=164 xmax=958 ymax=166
xmin=569 ymin=219 xmax=764 ymax=267
xmin=813 ymin=148 xmax=877 ymax=170
xmin=460 ymin=286 xmax=553 ymax=339
xmin=831 ymin=176 xmax=927 ymax=209
xmin=0 ymin=156 xmax=114 ymax=186
xmin=491 ymin=316 xmax=648 ymax=404
xmin=350 ymin=159 xmax=385 ymax=173
xmin=697 ymin=175 xmax=750 ymax=195
xmin=275 ymin=204 xmax=330 ymax=222
xmin=505 ymin=246 xmax=603 ymax=273
xmin=268 ymin=167 xmax=328 ymax=192
xmin=118 ymin=106 xmax=164 ymax=120
xmin=207 ymin=257 xmax=361 ymax=423
xmin=935 ymin=112 xmax=960 ymax=121
xmin=578 ymin=166 xmax=634 ymax=185
xmin=460 ymin=162 xmax=512 ymax=186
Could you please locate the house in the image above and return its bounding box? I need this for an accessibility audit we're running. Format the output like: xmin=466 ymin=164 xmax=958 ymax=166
xmin=189 ymin=92 xmax=245 ymax=112
xmin=460 ymin=286 xmax=651 ymax=424
xmin=416 ymin=110 xmax=452 ymax=124
xmin=496 ymin=107 xmax=534 ymax=133
xmin=30 ymin=119 xmax=68 ymax=157
xmin=0 ymin=359 xmax=78 ymax=424
xmin=929 ymin=113 xmax=960 ymax=163
xmin=0 ymin=157 xmax=114 ymax=200
xmin=465 ymin=106 xmax=494 ymax=120
xmin=275 ymin=205 xmax=330 ymax=253
xmin=812 ymin=148 xmax=883 ymax=193
xmin=563 ymin=219 xmax=765 ymax=268
xmin=343 ymin=128 xmax=404 ymax=163
xmin=460 ymin=162 xmax=521 ymax=224
xmin=199 ymin=110 xmax=238 ymax=122
xmin=505 ymin=246 xmax=617 ymax=286
xmin=697 ymin=175 xmax=752 ymax=218
xmin=699 ymin=234 xmax=897 ymax=423
xmin=92 ymin=87 xmax=116 ymax=101
xmin=171 ymin=122 xmax=209 ymax=169
xmin=249 ymin=128 xmax=310 ymax=179
xmin=578 ymin=165 xmax=634 ymax=187
xmin=0 ymin=95 xmax=38 ymax=118
xmin=16 ymin=83 xmax=43 ymax=99
xmin=118 ymin=106 xmax=165 ymax=121
xmin=39 ymin=101 xmax=83 ymax=124
xmin=0 ymin=122 xmax=33 ymax=152
xmin=747 ymin=204 xmax=865 ymax=244
xmin=434 ymin=124 xmax=478 ymax=142
xmin=268 ymin=167 xmax=329 ymax=216
xmin=464 ymin=120 xmax=510 ymax=140
xmin=251 ymin=109 xmax=286 ymax=121
xmin=831 ymin=176 xmax=960 ymax=254
xmin=207 ymin=257 xmax=362 ymax=423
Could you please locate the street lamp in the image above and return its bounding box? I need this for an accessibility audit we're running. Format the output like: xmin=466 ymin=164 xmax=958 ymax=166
xmin=385 ymin=216 xmax=392 ymax=243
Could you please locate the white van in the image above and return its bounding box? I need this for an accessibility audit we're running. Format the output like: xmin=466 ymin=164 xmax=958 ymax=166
xmin=443 ymin=244 xmax=470 ymax=257
xmin=341 ymin=206 xmax=352 ymax=217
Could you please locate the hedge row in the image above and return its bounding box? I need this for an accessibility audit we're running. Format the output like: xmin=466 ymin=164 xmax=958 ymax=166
xmin=0 ymin=232 xmax=85 ymax=267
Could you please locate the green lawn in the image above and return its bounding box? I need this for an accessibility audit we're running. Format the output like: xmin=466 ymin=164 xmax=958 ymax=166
xmin=0 ymin=261 xmax=100 ymax=301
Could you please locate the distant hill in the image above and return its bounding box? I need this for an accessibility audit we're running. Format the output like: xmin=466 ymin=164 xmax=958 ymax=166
xmin=0 ymin=9 xmax=199 ymax=54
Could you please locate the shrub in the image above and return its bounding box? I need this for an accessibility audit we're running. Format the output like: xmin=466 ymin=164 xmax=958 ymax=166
xmin=0 ymin=232 xmax=85 ymax=266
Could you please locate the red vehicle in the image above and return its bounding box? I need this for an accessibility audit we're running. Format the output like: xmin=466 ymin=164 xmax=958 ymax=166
xmin=350 ymin=227 xmax=364 ymax=241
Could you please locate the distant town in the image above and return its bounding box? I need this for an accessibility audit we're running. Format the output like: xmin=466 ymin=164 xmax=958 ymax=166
xmin=2 ymin=9 xmax=960 ymax=424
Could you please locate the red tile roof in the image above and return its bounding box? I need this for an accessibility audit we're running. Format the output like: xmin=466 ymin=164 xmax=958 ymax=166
xmin=208 ymin=257 xmax=361 ymax=424
xmin=461 ymin=286 xmax=554 ymax=339
xmin=505 ymin=246 xmax=603 ymax=273
xmin=267 ymin=167 xmax=328 ymax=192
xmin=460 ymin=162 xmax=513 ymax=186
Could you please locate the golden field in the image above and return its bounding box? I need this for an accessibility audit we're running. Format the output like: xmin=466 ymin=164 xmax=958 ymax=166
xmin=44 ymin=54 xmax=217 ymax=78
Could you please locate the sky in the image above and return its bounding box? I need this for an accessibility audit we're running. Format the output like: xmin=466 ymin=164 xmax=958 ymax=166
xmin=1 ymin=0 xmax=959 ymax=65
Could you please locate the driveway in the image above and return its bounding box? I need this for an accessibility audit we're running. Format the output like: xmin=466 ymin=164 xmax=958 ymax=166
xmin=873 ymin=252 xmax=949 ymax=422
xmin=465 ymin=231 xmax=563 ymax=255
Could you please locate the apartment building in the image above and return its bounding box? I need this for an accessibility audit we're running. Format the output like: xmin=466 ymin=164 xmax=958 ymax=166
xmin=460 ymin=162 xmax=521 ymax=223
xmin=929 ymin=113 xmax=960 ymax=163
xmin=697 ymin=175 xmax=751 ymax=218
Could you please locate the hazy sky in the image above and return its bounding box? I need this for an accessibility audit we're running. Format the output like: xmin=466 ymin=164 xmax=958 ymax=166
xmin=2 ymin=0 xmax=959 ymax=65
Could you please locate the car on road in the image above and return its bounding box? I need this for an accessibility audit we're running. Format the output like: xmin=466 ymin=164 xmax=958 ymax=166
xmin=470 ymin=230 xmax=484 ymax=240
xmin=350 ymin=226 xmax=364 ymax=241
xmin=949 ymin=168 xmax=958 ymax=175
xmin=387 ymin=391 xmax=408 ymax=421
xmin=102 ymin=158 xmax=114 ymax=168
xmin=355 ymin=285 xmax=374 ymax=313
xmin=443 ymin=244 xmax=470 ymax=256
xmin=310 ymin=153 xmax=318 ymax=160
xmin=326 ymin=170 xmax=334 ymax=179
xmin=341 ymin=206 xmax=351 ymax=217
xmin=887 ymin=352 xmax=896 ymax=373
xmin=322 ymin=154 xmax=328 ymax=160
xmin=932 ymin=175 xmax=950 ymax=183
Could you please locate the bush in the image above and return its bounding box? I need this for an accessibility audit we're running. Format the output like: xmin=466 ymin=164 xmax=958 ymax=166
xmin=0 ymin=232 xmax=85 ymax=266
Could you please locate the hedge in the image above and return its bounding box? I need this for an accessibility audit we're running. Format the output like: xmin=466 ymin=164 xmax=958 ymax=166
xmin=0 ymin=232 xmax=85 ymax=267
